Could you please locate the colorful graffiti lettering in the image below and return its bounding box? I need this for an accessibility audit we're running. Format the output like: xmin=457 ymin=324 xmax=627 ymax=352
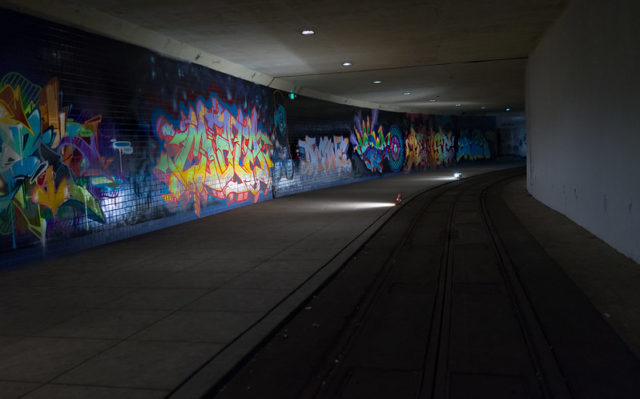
xmin=457 ymin=129 xmax=492 ymax=161
xmin=404 ymin=125 xmax=429 ymax=171
xmin=298 ymin=135 xmax=351 ymax=176
xmin=153 ymin=96 xmax=273 ymax=216
xmin=351 ymin=111 xmax=389 ymax=173
xmin=427 ymin=128 xmax=456 ymax=167
xmin=0 ymin=73 xmax=119 ymax=248
xmin=387 ymin=125 xmax=404 ymax=173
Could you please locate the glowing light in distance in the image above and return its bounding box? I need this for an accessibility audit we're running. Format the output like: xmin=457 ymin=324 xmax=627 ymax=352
xmin=403 ymin=92 xmax=411 ymax=95
xmin=453 ymin=172 xmax=462 ymax=179
xmin=506 ymin=107 xmax=511 ymax=112
xmin=429 ymin=99 xmax=437 ymax=102
xmin=455 ymin=104 xmax=461 ymax=107
xmin=301 ymin=29 xmax=315 ymax=35
xmin=373 ymin=80 xmax=382 ymax=84
xmin=342 ymin=61 xmax=352 ymax=66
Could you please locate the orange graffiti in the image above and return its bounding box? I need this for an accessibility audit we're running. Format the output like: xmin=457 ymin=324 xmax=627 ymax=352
xmin=32 ymin=167 xmax=69 ymax=216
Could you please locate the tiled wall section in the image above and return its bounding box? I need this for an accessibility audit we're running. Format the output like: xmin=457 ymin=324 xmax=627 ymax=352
xmin=0 ymin=9 xmax=517 ymax=267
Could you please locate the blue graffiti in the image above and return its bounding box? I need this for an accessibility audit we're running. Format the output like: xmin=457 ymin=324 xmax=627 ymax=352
xmin=456 ymin=129 xmax=491 ymax=161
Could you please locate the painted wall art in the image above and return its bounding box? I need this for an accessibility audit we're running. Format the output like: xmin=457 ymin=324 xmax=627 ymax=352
xmin=0 ymin=73 xmax=125 ymax=250
xmin=153 ymin=95 xmax=273 ymax=216
xmin=0 ymin=7 xmax=515 ymax=266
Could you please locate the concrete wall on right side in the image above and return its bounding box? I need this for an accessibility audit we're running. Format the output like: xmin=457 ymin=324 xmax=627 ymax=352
xmin=526 ymin=0 xmax=640 ymax=262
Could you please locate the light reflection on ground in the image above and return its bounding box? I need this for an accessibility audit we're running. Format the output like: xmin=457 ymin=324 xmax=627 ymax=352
xmin=430 ymin=176 xmax=459 ymax=181
xmin=294 ymin=200 xmax=396 ymax=212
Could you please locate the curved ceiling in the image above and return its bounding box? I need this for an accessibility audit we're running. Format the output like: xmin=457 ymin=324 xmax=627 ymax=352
xmin=1 ymin=0 xmax=569 ymax=114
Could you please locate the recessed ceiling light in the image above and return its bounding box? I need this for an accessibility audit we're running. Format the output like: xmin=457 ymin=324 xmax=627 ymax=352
xmin=373 ymin=80 xmax=382 ymax=84
xmin=301 ymin=29 xmax=315 ymax=35
xmin=455 ymin=104 xmax=461 ymax=107
xmin=342 ymin=61 xmax=352 ymax=66
xmin=403 ymin=92 xmax=411 ymax=95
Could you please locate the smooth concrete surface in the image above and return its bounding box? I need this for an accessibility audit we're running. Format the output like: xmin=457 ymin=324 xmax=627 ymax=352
xmin=0 ymin=164 xmax=512 ymax=398
xmin=504 ymin=177 xmax=640 ymax=359
xmin=214 ymin=170 xmax=553 ymax=398
xmin=526 ymin=0 xmax=640 ymax=262
xmin=210 ymin=170 xmax=640 ymax=398
xmin=2 ymin=164 xmax=640 ymax=398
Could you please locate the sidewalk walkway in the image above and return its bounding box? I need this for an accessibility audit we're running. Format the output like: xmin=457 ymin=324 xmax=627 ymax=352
xmin=503 ymin=177 xmax=640 ymax=358
xmin=0 ymin=164 xmax=515 ymax=399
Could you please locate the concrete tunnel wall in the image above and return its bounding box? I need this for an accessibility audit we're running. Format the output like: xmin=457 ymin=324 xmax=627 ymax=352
xmin=0 ymin=8 xmax=522 ymax=267
xmin=527 ymin=0 xmax=640 ymax=262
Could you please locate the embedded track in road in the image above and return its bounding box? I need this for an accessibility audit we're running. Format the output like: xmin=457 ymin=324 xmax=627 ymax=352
xmin=205 ymin=168 xmax=640 ymax=399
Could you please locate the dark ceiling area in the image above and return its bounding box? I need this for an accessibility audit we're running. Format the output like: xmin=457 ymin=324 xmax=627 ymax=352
xmin=3 ymin=0 xmax=569 ymax=113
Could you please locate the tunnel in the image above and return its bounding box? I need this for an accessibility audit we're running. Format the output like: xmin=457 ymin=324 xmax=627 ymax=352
xmin=0 ymin=0 xmax=639 ymax=398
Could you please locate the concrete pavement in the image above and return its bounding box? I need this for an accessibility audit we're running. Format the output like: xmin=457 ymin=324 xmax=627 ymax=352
xmin=0 ymin=164 xmax=515 ymax=398
xmin=211 ymin=170 xmax=640 ymax=399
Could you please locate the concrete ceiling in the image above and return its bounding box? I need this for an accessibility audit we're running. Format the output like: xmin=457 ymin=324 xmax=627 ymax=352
xmin=2 ymin=0 xmax=569 ymax=114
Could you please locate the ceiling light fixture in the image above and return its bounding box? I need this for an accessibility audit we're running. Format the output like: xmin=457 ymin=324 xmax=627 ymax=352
xmin=301 ymin=29 xmax=315 ymax=35
xmin=342 ymin=61 xmax=352 ymax=66
xmin=373 ymin=80 xmax=382 ymax=84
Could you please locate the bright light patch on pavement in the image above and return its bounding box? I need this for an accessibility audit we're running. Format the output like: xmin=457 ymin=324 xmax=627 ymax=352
xmin=350 ymin=202 xmax=396 ymax=210
xmin=294 ymin=200 xmax=396 ymax=212
xmin=323 ymin=201 xmax=396 ymax=211
xmin=431 ymin=176 xmax=459 ymax=181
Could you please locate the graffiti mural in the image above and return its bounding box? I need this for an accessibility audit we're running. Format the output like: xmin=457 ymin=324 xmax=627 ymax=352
xmin=0 ymin=73 xmax=121 ymax=248
xmin=457 ymin=129 xmax=492 ymax=161
xmin=298 ymin=135 xmax=351 ymax=176
xmin=404 ymin=125 xmax=429 ymax=171
xmin=350 ymin=110 xmax=389 ymax=173
xmin=0 ymin=6 xmax=506 ymax=266
xmin=153 ymin=95 xmax=273 ymax=216
xmin=0 ymin=7 xmax=508 ymax=269
xmin=429 ymin=128 xmax=456 ymax=167
xmin=387 ymin=125 xmax=405 ymax=172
